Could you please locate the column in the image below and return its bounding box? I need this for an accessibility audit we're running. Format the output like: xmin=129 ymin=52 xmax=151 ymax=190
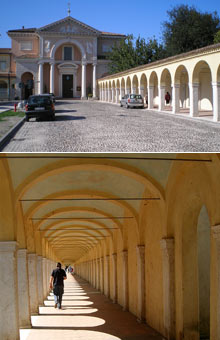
xmin=172 ymin=84 xmax=180 ymax=114
xmin=121 ymin=250 xmax=128 ymax=311
xmin=96 ymin=258 xmax=100 ymax=290
xmin=112 ymin=88 xmax=115 ymax=102
xmin=92 ymin=61 xmax=97 ymax=99
xmin=160 ymin=238 xmax=175 ymax=340
xmin=116 ymin=88 xmax=120 ymax=103
xmin=38 ymin=62 xmax=44 ymax=94
xmin=159 ymin=85 xmax=166 ymax=111
xmin=0 ymin=242 xmax=19 ymax=340
xmin=28 ymin=253 xmax=39 ymax=313
xmin=136 ymin=245 xmax=145 ymax=322
xmin=108 ymin=88 xmax=112 ymax=102
xmin=112 ymin=253 xmax=117 ymax=303
xmin=212 ymin=82 xmax=220 ymax=122
xmin=148 ymin=86 xmax=154 ymax=109
xmin=189 ymin=83 xmax=199 ymax=117
xmin=17 ymin=249 xmax=30 ymax=327
xmin=50 ymin=62 xmax=55 ymax=94
xmin=104 ymin=255 xmax=110 ymax=297
xmin=100 ymin=257 xmax=104 ymax=293
xmin=42 ymin=257 xmax=47 ymax=298
xmin=211 ymin=225 xmax=220 ymax=339
xmin=37 ymin=256 xmax=44 ymax=305
xmin=81 ymin=60 xmax=87 ymax=99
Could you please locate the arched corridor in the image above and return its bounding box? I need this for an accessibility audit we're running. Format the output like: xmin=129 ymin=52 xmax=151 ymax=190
xmin=20 ymin=273 xmax=162 ymax=340
xmin=1 ymin=153 xmax=220 ymax=340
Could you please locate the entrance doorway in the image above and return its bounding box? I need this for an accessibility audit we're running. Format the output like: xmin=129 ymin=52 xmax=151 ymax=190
xmin=62 ymin=74 xmax=73 ymax=98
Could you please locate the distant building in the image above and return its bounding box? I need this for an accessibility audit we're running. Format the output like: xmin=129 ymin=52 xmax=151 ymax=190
xmin=6 ymin=16 xmax=125 ymax=100
xmin=0 ymin=48 xmax=16 ymax=100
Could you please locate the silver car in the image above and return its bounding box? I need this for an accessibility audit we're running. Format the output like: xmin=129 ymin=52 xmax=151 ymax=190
xmin=120 ymin=94 xmax=144 ymax=109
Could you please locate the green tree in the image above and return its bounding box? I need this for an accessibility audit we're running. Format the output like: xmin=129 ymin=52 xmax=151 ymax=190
xmin=108 ymin=34 xmax=136 ymax=74
xmin=108 ymin=35 xmax=166 ymax=74
xmin=162 ymin=5 xmax=220 ymax=56
xmin=214 ymin=31 xmax=220 ymax=43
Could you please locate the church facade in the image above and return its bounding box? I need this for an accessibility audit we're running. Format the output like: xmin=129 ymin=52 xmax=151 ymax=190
xmin=7 ymin=16 xmax=125 ymax=99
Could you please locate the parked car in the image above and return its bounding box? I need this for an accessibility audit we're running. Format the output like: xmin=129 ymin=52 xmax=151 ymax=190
xmin=41 ymin=93 xmax=56 ymax=103
xmin=25 ymin=95 xmax=55 ymax=121
xmin=120 ymin=94 xmax=144 ymax=109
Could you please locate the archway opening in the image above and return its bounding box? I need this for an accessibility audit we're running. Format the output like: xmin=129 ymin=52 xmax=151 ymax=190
xmin=21 ymin=72 xmax=34 ymax=99
xmin=140 ymin=74 xmax=148 ymax=105
xmin=0 ymin=80 xmax=8 ymax=99
xmin=192 ymin=61 xmax=213 ymax=118
xmin=149 ymin=72 xmax=159 ymax=109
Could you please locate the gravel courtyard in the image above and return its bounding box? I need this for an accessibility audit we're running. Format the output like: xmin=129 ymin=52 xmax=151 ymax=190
xmin=2 ymin=100 xmax=220 ymax=152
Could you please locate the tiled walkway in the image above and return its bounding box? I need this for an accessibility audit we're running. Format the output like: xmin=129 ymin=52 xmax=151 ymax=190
xmin=20 ymin=274 xmax=164 ymax=340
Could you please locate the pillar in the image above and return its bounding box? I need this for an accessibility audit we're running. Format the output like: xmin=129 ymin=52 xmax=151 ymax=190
xmin=81 ymin=60 xmax=87 ymax=99
xmin=37 ymin=256 xmax=44 ymax=305
xmin=50 ymin=62 xmax=55 ymax=94
xmin=136 ymin=245 xmax=145 ymax=322
xmin=104 ymin=255 xmax=110 ymax=297
xmin=112 ymin=88 xmax=115 ymax=102
xmin=159 ymin=85 xmax=166 ymax=111
xmin=96 ymin=258 xmax=99 ymax=290
xmin=212 ymin=82 xmax=220 ymax=122
xmin=42 ymin=257 xmax=47 ymax=298
xmin=100 ymin=257 xmax=104 ymax=293
xmin=211 ymin=225 xmax=220 ymax=339
xmin=148 ymin=86 xmax=154 ymax=109
xmin=0 ymin=242 xmax=19 ymax=339
xmin=28 ymin=253 xmax=39 ymax=313
xmin=38 ymin=62 xmax=44 ymax=94
xmin=111 ymin=253 xmax=117 ymax=303
xmin=17 ymin=249 xmax=30 ymax=327
xmin=121 ymin=250 xmax=128 ymax=311
xmin=116 ymin=88 xmax=120 ymax=103
xmin=160 ymin=238 xmax=175 ymax=340
xmin=172 ymin=84 xmax=180 ymax=114
xmin=92 ymin=61 xmax=97 ymax=98
xmin=189 ymin=83 xmax=199 ymax=117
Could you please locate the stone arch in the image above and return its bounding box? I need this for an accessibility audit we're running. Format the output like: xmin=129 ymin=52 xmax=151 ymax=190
xmin=149 ymin=71 xmax=159 ymax=109
xmin=126 ymin=76 xmax=131 ymax=94
xmin=165 ymin=157 xmax=217 ymax=338
xmin=0 ymin=159 xmax=16 ymax=240
xmin=108 ymin=80 xmax=112 ymax=102
xmin=21 ymin=72 xmax=34 ymax=99
xmin=112 ymin=80 xmax=116 ymax=102
xmin=174 ymin=65 xmax=190 ymax=110
xmin=50 ymin=38 xmax=86 ymax=60
xmin=192 ymin=60 xmax=213 ymax=112
xmin=160 ymin=68 xmax=172 ymax=100
xmin=0 ymin=80 xmax=8 ymax=99
xmin=116 ymin=79 xmax=120 ymax=102
xmin=132 ymin=75 xmax=139 ymax=94
xmin=121 ymin=78 xmax=125 ymax=98
xmin=140 ymin=73 xmax=148 ymax=104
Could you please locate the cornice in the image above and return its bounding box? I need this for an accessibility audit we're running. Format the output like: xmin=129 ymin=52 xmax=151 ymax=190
xmin=7 ymin=32 xmax=37 ymax=38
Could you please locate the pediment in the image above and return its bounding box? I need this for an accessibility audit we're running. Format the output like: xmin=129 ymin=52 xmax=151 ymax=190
xmin=38 ymin=17 xmax=100 ymax=35
xmin=58 ymin=62 xmax=78 ymax=69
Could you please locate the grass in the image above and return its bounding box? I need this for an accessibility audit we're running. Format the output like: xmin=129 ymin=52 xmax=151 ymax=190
xmin=0 ymin=110 xmax=25 ymax=121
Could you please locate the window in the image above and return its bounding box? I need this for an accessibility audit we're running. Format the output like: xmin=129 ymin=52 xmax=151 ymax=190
xmin=64 ymin=46 xmax=72 ymax=60
xmin=0 ymin=61 xmax=7 ymax=71
xmin=102 ymin=45 xmax=112 ymax=53
xmin=20 ymin=41 xmax=33 ymax=51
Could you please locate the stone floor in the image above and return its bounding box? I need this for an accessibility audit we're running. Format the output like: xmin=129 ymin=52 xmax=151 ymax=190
xmin=20 ymin=274 xmax=163 ymax=340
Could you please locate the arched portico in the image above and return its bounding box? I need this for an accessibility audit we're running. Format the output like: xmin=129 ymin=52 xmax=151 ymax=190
xmin=98 ymin=43 xmax=220 ymax=122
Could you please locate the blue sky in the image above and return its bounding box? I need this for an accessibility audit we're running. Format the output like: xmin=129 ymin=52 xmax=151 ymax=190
xmin=0 ymin=0 xmax=219 ymax=47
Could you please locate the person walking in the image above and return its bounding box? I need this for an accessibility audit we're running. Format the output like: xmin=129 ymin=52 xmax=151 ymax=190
xmin=49 ymin=262 xmax=67 ymax=309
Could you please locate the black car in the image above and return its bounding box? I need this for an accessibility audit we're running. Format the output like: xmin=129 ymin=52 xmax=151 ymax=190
xmin=25 ymin=95 xmax=55 ymax=121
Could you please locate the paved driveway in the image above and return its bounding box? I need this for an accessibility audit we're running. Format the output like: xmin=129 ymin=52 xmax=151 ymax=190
xmin=2 ymin=100 xmax=220 ymax=152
